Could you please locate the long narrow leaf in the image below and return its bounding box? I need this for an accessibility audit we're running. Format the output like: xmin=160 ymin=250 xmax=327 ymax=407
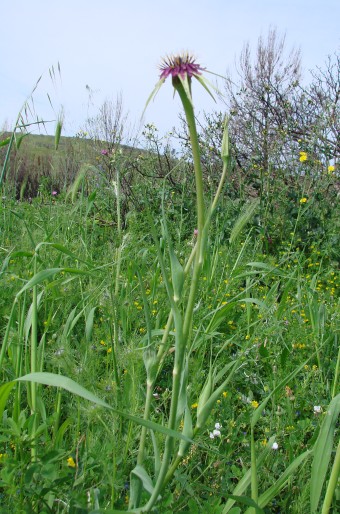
xmin=16 ymin=268 xmax=91 ymax=296
xmin=255 ymin=450 xmax=311 ymax=510
xmin=13 ymin=372 xmax=193 ymax=443
xmin=222 ymin=437 xmax=276 ymax=513
xmin=310 ymin=393 xmax=340 ymax=513
xmin=0 ymin=382 xmax=16 ymax=420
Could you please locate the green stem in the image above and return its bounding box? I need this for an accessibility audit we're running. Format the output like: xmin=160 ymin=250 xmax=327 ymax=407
xmin=175 ymin=81 xmax=205 ymax=237
xmin=0 ymin=130 xmax=15 ymax=188
xmin=14 ymin=298 xmax=25 ymax=423
xmin=135 ymin=76 xmax=230 ymax=513
xmin=116 ymin=162 xmax=122 ymax=240
xmin=143 ymin=322 xmax=184 ymax=511
xmin=143 ymin=79 xmax=206 ymax=513
xmin=53 ymin=388 xmax=62 ymax=444
xmin=30 ymin=254 xmax=38 ymax=461
xmin=331 ymin=339 xmax=339 ymax=398
xmin=250 ymin=426 xmax=259 ymax=511
xmin=0 ymin=300 xmax=17 ymax=371
xmin=136 ymin=381 xmax=154 ymax=469
xmin=321 ymin=440 xmax=340 ymax=514
xmin=162 ymin=426 xmax=199 ymax=488
xmin=175 ymin=81 xmax=205 ymax=341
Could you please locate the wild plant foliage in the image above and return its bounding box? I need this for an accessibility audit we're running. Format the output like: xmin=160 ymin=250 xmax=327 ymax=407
xmin=0 ymin=40 xmax=339 ymax=514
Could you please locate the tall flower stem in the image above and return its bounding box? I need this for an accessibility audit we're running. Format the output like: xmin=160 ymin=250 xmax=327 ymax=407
xmin=175 ymin=80 xmax=205 ymax=237
xmin=175 ymin=80 xmax=205 ymax=342
xmin=133 ymin=55 xmax=229 ymax=512
xmin=143 ymin=78 xmax=206 ymax=513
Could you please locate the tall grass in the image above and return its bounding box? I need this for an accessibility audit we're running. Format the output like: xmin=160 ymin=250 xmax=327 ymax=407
xmin=0 ymin=57 xmax=339 ymax=513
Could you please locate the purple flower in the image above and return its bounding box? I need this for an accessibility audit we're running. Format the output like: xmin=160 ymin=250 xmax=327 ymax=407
xmin=144 ymin=52 xmax=215 ymax=114
xmin=52 ymin=191 xmax=58 ymax=196
xmin=160 ymin=53 xmax=204 ymax=80
xmin=101 ymin=149 xmax=109 ymax=156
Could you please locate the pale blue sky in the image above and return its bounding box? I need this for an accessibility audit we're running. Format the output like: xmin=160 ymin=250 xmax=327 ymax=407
xmin=1 ymin=0 xmax=339 ymax=140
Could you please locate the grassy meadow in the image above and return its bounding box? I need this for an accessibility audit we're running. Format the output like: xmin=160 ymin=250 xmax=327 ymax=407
xmin=0 ymin=50 xmax=339 ymax=514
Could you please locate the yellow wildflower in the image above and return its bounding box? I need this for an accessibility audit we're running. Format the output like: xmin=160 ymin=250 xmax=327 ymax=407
xmin=251 ymin=400 xmax=259 ymax=409
xmin=299 ymin=197 xmax=307 ymax=204
xmin=191 ymin=402 xmax=198 ymax=409
xmin=328 ymin=165 xmax=335 ymax=173
xmin=67 ymin=457 xmax=76 ymax=468
xmin=299 ymin=152 xmax=308 ymax=162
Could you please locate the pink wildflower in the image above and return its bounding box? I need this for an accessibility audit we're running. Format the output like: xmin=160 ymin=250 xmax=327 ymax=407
xmin=160 ymin=54 xmax=204 ymax=80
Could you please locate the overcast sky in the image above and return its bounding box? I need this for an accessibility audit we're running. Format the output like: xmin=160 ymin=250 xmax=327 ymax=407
xmin=1 ymin=0 xmax=339 ymax=142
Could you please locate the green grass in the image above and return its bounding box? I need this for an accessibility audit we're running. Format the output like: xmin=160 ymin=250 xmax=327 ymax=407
xmin=1 ymin=48 xmax=339 ymax=511
xmin=1 ymin=78 xmax=340 ymax=512
xmin=0 ymin=180 xmax=339 ymax=512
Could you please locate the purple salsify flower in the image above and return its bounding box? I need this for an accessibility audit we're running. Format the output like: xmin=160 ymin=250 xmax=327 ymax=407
xmin=160 ymin=54 xmax=204 ymax=80
xmin=144 ymin=52 xmax=215 ymax=114
xmin=101 ymin=149 xmax=109 ymax=156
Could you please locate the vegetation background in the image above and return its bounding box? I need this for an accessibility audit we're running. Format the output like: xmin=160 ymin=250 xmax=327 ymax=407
xmin=0 ymin=31 xmax=339 ymax=513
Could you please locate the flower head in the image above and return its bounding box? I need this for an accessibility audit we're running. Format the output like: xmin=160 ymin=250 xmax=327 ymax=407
xmin=145 ymin=52 xmax=217 ymax=112
xmin=328 ymin=165 xmax=335 ymax=173
xmin=299 ymin=151 xmax=308 ymax=162
xmin=159 ymin=53 xmax=204 ymax=80
xmin=272 ymin=442 xmax=279 ymax=450
xmin=52 ymin=190 xmax=58 ymax=196
xmin=299 ymin=197 xmax=308 ymax=204
xmin=67 ymin=456 xmax=76 ymax=468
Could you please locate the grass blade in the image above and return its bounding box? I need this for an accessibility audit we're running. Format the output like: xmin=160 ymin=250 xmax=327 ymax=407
xmin=310 ymin=393 xmax=340 ymax=513
xmin=13 ymin=372 xmax=193 ymax=443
